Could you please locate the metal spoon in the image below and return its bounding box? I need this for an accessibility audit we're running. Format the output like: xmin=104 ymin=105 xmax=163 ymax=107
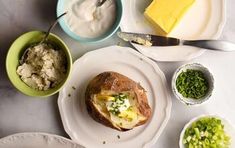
xmin=97 ymin=0 xmax=107 ymax=7
xmin=20 ymin=12 xmax=67 ymax=65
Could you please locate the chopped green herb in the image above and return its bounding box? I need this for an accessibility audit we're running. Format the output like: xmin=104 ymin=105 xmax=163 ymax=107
xmin=103 ymin=141 xmax=106 ymax=144
xmin=108 ymin=93 xmax=129 ymax=115
xmin=72 ymin=86 xmax=76 ymax=90
xmin=176 ymin=69 xmax=209 ymax=99
xmin=117 ymin=135 xmax=120 ymax=139
xmin=117 ymin=41 xmax=121 ymax=46
xmin=183 ymin=117 xmax=230 ymax=148
xmin=68 ymin=94 xmax=71 ymax=97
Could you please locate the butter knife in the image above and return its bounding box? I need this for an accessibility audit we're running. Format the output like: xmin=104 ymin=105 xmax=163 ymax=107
xmin=117 ymin=32 xmax=235 ymax=52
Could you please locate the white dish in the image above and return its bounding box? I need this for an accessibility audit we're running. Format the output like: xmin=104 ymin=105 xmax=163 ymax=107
xmin=58 ymin=46 xmax=172 ymax=148
xmin=0 ymin=132 xmax=83 ymax=148
xmin=120 ymin=0 xmax=226 ymax=61
xmin=179 ymin=115 xmax=235 ymax=148
xmin=172 ymin=63 xmax=214 ymax=106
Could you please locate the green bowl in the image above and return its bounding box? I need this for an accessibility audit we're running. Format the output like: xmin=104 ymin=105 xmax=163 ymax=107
xmin=6 ymin=31 xmax=72 ymax=97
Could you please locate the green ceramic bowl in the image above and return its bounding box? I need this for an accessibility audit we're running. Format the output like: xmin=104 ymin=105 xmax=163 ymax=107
xmin=6 ymin=31 xmax=72 ymax=97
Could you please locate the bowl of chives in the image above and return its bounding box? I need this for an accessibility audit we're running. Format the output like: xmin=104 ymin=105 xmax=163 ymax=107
xmin=172 ymin=63 xmax=214 ymax=106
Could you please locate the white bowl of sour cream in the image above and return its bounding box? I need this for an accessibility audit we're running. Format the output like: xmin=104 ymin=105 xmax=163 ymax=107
xmin=57 ymin=0 xmax=123 ymax=42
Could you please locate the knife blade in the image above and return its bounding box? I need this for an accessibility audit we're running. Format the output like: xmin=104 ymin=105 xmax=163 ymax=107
xmin=117 ymin=32 xmax=235 ymax=52
xmin=117 ymin=32 xmax=180 ymax=46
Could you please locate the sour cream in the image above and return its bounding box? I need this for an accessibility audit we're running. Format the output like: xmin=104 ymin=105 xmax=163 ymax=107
xmin=64 ymin=0 xmax=116 ymax=38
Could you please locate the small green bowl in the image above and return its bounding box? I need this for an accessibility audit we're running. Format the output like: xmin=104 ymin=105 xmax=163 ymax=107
xmin=6 ymin=31 xmax=72 ymax=97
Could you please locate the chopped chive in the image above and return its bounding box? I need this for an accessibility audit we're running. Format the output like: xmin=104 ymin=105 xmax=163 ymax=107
xmin=176 ymin=69 xmax=209 ymax=99
xmin=117 ymin=42 xmax=121 ymax=46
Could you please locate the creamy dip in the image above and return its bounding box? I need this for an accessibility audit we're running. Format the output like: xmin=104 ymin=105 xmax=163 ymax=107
xmin=17 ymin=43 xmax=67 ymax=91
xmin=64 ymin=0 xmax=116 ymax=38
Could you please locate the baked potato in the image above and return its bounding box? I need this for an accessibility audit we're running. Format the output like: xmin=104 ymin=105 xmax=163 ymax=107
xmin=85 ymin=71 xmax=152 ymax=131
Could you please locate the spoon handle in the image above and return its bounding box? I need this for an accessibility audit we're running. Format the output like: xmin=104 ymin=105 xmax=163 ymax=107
xmin=41 ymin=12 xmax=67 ymax=43
xmin=97 ymin=0 xmax=107 ymax=7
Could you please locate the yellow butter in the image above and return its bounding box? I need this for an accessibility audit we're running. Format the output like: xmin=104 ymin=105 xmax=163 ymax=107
xmin=96 ymin=95 xmax=115 ymax=101
xmin=118 ymin=109 xmax=137 ymax=121
xmin=144 ymin=0 xmax=195 ymax=35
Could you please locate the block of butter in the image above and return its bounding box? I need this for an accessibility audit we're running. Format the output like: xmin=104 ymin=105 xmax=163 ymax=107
xmin=144 ymin=0 xmax=195 ymax=35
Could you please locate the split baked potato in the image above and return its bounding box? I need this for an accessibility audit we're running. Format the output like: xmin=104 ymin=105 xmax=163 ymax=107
xmin=85 ymin=71 xmax=152 ymax=131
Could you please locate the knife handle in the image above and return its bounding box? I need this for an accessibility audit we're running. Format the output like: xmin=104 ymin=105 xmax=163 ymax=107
xmin=183 ymin=40 xmax=235 ymax=52
xmin=151 ymin=35 xmax=180 ymax=46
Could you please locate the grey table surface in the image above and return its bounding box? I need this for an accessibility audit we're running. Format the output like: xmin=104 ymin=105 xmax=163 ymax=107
xmin=0 ymin=0 xmax=235 ymax=148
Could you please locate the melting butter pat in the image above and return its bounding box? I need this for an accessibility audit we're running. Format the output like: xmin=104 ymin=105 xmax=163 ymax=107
xmin=144 ymin=0 xmax=195 ymax=35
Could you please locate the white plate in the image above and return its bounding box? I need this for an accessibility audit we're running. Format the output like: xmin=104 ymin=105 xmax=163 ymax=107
xmin=0 ymin=132 xmax=83 ymax=148
xmin=58 ymin=46 xmax=172 ymax=148
xmin=120 ymin=0 xmax=226 ymax=61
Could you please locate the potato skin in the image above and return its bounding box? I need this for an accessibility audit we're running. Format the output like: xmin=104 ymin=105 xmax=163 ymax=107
xmin=85 ymin=71 xmax=152 ymax=131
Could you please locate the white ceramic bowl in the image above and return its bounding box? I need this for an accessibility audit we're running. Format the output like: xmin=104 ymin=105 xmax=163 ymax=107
xmin=172 ymin=63 xmax=214 ymax=106
xmin=179 ymin=115 xmax=235 ymax=148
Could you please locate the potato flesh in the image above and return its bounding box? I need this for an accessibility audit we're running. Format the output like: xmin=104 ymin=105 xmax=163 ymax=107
xmin=93 ymin=91 xmax=146 ymax=129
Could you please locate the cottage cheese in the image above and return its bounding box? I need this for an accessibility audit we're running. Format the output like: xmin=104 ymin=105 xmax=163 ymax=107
xmin=17 ymin=43 xmax=67 ymax=91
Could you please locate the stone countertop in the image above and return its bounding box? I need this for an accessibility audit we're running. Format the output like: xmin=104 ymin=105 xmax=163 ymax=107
xmin=0 ymin=0 xmax=235 ymax=147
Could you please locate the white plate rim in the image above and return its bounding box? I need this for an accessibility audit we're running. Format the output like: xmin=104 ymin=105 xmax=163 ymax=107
xmin=120 ymin=0 xmax=227 ymax=62
xmin=0 ymin=132 xmax=83 ymax=147
xmin=58 ymin=46 xmax=172 ymax=148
